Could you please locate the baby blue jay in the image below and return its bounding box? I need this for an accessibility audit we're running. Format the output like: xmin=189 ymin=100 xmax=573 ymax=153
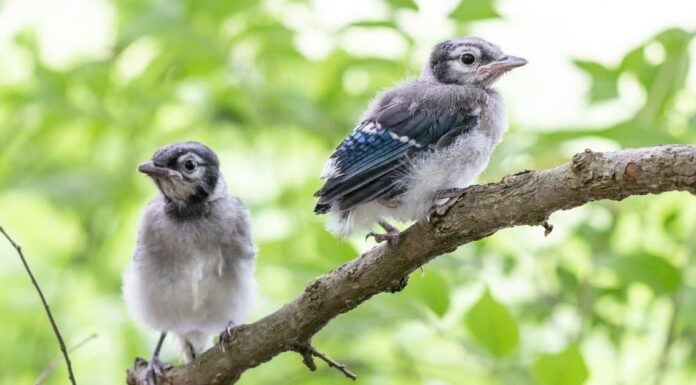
xmin=123 ymin=142 xmax=256 ymax=385
xmin=314 ymin=37 xmax=526 ymax=242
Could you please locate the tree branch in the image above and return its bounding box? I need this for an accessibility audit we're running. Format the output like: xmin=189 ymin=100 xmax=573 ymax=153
xmin=0 ymin=227 xmax=78 ymax=385
xmin=127 ymin=145 xmax=696 ymax=385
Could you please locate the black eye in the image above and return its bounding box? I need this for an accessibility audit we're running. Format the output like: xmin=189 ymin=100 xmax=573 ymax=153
xmin=184 ymin=159 xmax=196 ymax=171
xmin=461 ymin=53 xmax=475 ymax=65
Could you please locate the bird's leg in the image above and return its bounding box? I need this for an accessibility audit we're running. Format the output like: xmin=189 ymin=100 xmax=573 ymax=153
xmin=218 ymin=321 xmax=236 ymax=353
xmin=434 ymin=187 xmax=471 ymax=199
xmin=366 ymin=220 xmax=400 ymax=244
xmin=187 ymin=341 xmax=196 ymax=361
xmin=145 ymin=332 xmax=170 ymax=385
xmin=428 ymin=187 xmax=472 ymax=221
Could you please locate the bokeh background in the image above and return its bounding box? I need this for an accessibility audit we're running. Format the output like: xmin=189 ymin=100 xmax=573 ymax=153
xmin=1 ymin=0 xmax=695 ymax=384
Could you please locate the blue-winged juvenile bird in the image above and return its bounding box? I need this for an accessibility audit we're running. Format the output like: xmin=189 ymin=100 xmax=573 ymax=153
xmin=123 ymin=142 xmax=256 ymax=384
xmin=314 ymin=37 xmax=526 ymax=242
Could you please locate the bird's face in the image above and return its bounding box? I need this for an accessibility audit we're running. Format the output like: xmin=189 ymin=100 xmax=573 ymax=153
xmin=138 ymin=142 xmax=221 ymax=204
xmin=428 ymin=37 xmax=527 ymax=87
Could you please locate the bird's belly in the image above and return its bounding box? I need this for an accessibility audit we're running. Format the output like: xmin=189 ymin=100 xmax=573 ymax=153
xmin=394 ymin=132 xmax=495 ymax=220
xmin=124 ymin=248 xmax=250 ymax=334
xmin=163 ymin=254 xmax=224 ymax=311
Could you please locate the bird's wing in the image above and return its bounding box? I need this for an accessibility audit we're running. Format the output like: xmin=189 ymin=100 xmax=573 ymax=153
xmin=226 ymin=203 xmax=256 ymax=257
xmin=314 ymin=101 xmax=479 ymax=212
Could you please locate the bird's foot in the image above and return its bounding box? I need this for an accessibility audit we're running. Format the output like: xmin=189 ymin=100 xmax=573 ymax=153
xmin=427 ymin=198 xmax=458 ymax=221
xmin=365 ymin=231 xmax=400 ymax=244
xmin=366 ymin=220 xmax=400 ymax=244
xmin=218 ymin=321 xmax=236 ymax=353
xmin=144 ymin=356 xmax=171 ymax=385
xmin=428 ymin=187 xmax=472 ymax=222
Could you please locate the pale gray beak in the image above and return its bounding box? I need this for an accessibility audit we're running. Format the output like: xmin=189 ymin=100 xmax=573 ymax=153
xmin=477 ymin=55 xmax=528 ymax=75
xmin=138 ymin=161 xmax=183 ymax=180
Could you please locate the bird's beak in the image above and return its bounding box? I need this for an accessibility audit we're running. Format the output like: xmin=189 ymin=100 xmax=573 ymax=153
xmin=477 ymin=55 xmax=528 ymax=75
xmin=137 ymin=161 xmax=183 ymax=180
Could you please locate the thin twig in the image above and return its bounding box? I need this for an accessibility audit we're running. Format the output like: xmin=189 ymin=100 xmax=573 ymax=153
xmin=0 ymin=226 xmax=77 ymax=385
xmin=296 ymin=344 xmax=357 ymax=380
xmin=36 ymin=333 xmax=97 ymax=385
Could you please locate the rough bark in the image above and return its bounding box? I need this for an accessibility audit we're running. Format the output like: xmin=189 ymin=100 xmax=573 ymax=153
xmin=127 ymin=144 xmax=696 ymax=385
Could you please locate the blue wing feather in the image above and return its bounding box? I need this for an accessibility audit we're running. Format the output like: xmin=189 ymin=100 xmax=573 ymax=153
xmin=314 ymin=103 xmax=478 ymax=213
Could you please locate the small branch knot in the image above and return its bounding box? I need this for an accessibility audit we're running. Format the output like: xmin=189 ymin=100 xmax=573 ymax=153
xmin=624 ymin=162 xmax=642 ymax=180
xmin=570 ymin=149 xmax=600 ymax=184
xmin=388 ymin=276 xmax=409 ymax=293
xmin=541 ymin=220 xmax=554 ymax=236
xmin=296 ymin=344 xmax=317 ymax=372
xmin=294 ymin=343 xmax=357 ymax=380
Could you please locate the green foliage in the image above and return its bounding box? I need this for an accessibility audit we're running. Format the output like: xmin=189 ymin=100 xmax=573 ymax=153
xmin=450 ymin=0 xmax=501 ymax=21
xmin=0 ymin=0 xmax=695 ymax=384
xmin=573 ymin=60 xmax=620 ymax=102
xmin=405 ymin=270 xmax=450 ymax=317
xmin=599 ymin=254 xmax=682 ymax=294
xmin=465 ymin=289 xmax=519 ymax=357
xmin=532 ymin=345 xmax=589 ymax=385
xmin=385 ymin=0 xmax=418 ymax=11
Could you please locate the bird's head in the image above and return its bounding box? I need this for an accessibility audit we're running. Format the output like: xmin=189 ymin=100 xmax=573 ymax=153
xmin=425 ymin=36 xmax=527 ymax=87
xmin=138 ymin=141 xmax=224 ymax=206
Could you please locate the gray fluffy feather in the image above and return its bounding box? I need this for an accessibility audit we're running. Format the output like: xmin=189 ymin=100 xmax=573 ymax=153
xmin=123 ymin=142 xmax=256 ymax=362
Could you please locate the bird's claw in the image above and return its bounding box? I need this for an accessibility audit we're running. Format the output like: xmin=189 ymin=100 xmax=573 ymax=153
xmin=365 ymin=231 xmax=400 ymax=244
xmin=218 ymin=321 xmax=236 ymax=353
xmin=427 ymin=196 xmax=462 ymax=223
xmin=144 ymin=356 xmax=170 ymax=385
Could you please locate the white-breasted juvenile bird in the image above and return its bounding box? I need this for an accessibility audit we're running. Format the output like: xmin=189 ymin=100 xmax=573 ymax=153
xmin=314 ymin=36 xmax=526 ymax=242
xmin=123 ymin=142 xmax=256 ymax=384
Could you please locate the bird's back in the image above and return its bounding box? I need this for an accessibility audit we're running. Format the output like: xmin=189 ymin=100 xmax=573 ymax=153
xmin=314 ymin=80 xmax=490 ymax=214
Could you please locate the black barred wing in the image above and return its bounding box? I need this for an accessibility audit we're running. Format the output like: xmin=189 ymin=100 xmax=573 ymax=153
xmin=314 ymin=105 xmax=479 ymax=213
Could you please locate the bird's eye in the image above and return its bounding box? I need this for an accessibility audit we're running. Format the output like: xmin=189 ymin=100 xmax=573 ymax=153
xmin=184 ymin=159 xmax=196 ymax=171
xmin=461 ymin=53 xmax=476 ymax=65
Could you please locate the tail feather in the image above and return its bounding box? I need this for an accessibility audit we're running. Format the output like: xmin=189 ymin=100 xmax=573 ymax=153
xmin=314 ymin=203 xmax=331 ymax=214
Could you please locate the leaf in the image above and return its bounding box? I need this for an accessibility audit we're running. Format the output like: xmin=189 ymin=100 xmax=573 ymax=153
xmin=406 ymin=269 xmax=450 ymax=317
xmin=465 ymin=289 xmax=519 ymax=357
xmin=602 ymin=254 xmax=682 ymax=294
xmin=573 ymin=60 xmax=619 ymax=103
xmin=344 ymin=20 xmax=400 ymax=30
xmin=385 ymin=0 xmax=418 ymax=10
xmin=532 ymin=344 xmax=589 ymax=385
xmin=450 ymin=0 xmax=500 ymax=22
xmin=556 ymin=266 xmax=580 ymax=291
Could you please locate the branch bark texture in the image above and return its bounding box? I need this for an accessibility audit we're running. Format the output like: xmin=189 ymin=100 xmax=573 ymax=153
xmin=127 ymin=145 xmax=696 ymax=385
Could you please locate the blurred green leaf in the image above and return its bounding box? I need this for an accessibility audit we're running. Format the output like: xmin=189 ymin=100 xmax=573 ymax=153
xmin=532 ymin=344 xmax=589 ymax=385
xmin=465 ymin=289 xmax=519 ymax=357
xmin=556 ymin=266 xmax=580 ymax=292
xmin=405 ymin=269 xmax=450 ymax=317
xmin=385 ymin=0 xmax=418 ymax=10
xmin=345 ymin=20 xmax=400 ymax=30
xmin=450 ymin=0 xmax=500 ymax=22
xmin=601 ymin=254 xmax=682 ymax=294
xmin=573 ymin=60 xmax=619 ymax=103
